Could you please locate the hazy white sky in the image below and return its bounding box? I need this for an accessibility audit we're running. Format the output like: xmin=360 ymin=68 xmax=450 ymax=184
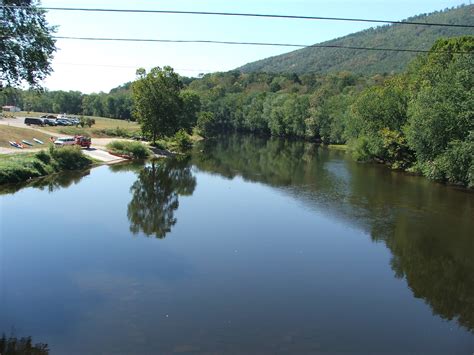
xmin=39 ymin=0 xmax=467 ymax=93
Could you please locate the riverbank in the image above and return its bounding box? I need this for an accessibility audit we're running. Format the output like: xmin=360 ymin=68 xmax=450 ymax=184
xmin=0 ymin=146 xmax=94 ymax=185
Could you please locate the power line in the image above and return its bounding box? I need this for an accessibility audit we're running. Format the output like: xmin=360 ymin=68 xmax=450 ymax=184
xmin=2 ymin=5 xmax=474 ymax=28
xmin=52 ymin=36 xmax=473 ymax=54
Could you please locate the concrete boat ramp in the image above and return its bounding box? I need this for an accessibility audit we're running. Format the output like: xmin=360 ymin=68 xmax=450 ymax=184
xmin=82 ymin=147 xmax=126 ymax=164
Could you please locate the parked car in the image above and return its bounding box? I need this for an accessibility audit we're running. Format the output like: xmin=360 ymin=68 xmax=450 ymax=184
xmin=24 ymin=117 xmax=45 ymax=126
xmin=54 ymin=137 xmax=76 ymax=146
xmin=44 ymin=118 xmax=57 ymax=126
xmin=40 ymin=114 xmax=57 ymax=119
xmin=56 ymin=119 xmax=73 ymax=126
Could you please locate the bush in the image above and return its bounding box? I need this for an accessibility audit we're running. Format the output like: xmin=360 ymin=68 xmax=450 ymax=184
xmin=171 ymin=129 xmax=192 ymax=150
xmin=106 ymin=140 xmax=150 ymax=159
xmin=35 ymin=150 xmax=51 ymax=164
xmin=79 ymin=116 xmax=95 ymax=128
xmin=420 ymin=138 xmax=474 ymax=187
xmin=0 ymin=147 xmax=92 ymax=184
xmin=380 ymin=128 xmax=414 ymax=169
xmin=350 ymin=135 xmax=384 ymax=162
xmin=151 ymin=140 xmax=168 ymax=150
xmin=50 ymin=146 xmax=92 ymax=170
xmin=0 ymin=155 xmax=50 ymax=184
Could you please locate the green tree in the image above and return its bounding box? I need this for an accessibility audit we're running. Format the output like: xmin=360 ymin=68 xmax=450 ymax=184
xmin=179 ymin=90 xmax=201 ymax=133
xmin=132 ymin=66 xmax=183 ymax=142
xmin=404 ymin=36 xmax=473 ymax=186
xmin=1 ymin=0 xmax=56 ymax=88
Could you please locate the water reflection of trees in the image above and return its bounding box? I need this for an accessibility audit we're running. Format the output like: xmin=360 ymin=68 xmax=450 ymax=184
xmin=0 ymin=170 xmax=90 ymax=195
xmin=0 ymin=334 xmax=49 ymax=354
xmin=127 ymin=157 xmax=196 ymax=239
xmin=192 ymin=134 xmax=474 ymax=332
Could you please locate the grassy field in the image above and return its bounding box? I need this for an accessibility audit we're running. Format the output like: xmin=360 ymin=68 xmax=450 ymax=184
xmin=0 ymin=125 xmax=53 ymax=149
xmin=13 ymin=112 xmax=140 ymax=138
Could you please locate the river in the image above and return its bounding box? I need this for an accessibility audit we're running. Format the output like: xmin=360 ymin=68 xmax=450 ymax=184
xmin=1 ymin=135 xmax=473 ymax=354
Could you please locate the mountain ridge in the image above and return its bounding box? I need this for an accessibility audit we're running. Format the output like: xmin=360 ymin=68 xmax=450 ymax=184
xmin=237 ymin=4 xmax=474 ymax=75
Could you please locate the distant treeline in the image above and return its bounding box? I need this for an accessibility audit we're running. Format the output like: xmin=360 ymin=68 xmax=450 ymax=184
xmin=2 ymin=36 xmax=472 ymax=187
xmin=1 ymin=83 xmax=133 ymax=119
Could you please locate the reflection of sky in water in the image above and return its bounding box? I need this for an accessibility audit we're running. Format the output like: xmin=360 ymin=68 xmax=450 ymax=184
xmin=1 ymin=149 xmax=473 ymax=354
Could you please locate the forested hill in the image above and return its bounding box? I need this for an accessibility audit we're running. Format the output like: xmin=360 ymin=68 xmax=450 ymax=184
xmin=238 ymin=5 xmax=474 ymax=75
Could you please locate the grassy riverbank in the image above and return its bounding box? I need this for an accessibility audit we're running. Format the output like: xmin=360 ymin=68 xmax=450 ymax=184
xmin=106 ymin=141 xmax=150 ymax=159
xmin=0 ymin=146 xmax=93 ymax=184
xmin=0 ymin=126 xmax=52 ymax=149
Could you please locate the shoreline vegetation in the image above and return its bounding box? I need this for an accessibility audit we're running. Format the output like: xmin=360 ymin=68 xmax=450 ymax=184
xmin=0 ymin=146 xmax=92 ymax=185
xmin=0 ymin=131 xmax=197 ymax=185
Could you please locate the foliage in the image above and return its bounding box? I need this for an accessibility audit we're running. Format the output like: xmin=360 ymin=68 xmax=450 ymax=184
xmin=347 ymin=36 xmax=473 ymax=186
xmin=49 ymin=145 xmax=92 ymax=170
xmin=106 ymin=140 xmax=150 ymax=159
xmin=79 ymin=116 xmax=95 ymax=128
xmin=0 ymin=147 xmax=92 ymax=184
xmin=196 ymin=111 xmax=218 ymax=137
xmin=1 ymin=0 xmax=56 ymax=88
xmin=418 ymin=136 xmax=474 ymax=188
xmin=170 ymin=129 xmax=193 ymax=151
xmin=132 ymin=66 xmax=184 ymax=141
xmin=238 ymin=5 xmax=474 ymax=75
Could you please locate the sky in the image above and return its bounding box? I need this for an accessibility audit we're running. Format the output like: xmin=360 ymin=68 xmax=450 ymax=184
xmin=39 ymin=0 xmax=468 ymax=93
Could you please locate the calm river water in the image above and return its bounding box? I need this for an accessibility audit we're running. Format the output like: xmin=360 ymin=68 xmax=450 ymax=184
xmin=1 ymin=135 xmax=473 ymax=354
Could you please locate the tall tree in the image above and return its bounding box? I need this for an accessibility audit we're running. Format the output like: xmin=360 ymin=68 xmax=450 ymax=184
xmin=132 ymin=66 xmax=183 ymax=142
xmin=1 ymin=0 xmax=56 ymax=89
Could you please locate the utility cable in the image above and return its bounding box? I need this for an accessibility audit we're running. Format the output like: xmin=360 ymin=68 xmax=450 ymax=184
xmin=2 ymin=5 xmax=474 ymax=28
xmin=52 ymin=36 xmax=473 ymax=54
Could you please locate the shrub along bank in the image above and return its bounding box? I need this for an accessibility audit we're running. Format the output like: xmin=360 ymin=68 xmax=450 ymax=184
xmin=105 ymin=140 xmax=150 ymax=159
xmin=0 ymin=146 xmax=92 ymax=184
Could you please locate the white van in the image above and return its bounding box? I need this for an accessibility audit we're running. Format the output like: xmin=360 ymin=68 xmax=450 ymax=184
xmin=54 ymin=137 xmax=76 ymax=146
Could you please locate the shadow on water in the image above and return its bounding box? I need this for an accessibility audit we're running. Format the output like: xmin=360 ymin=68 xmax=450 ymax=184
xmin=127 ymin=156 xmax=196 ymax=239
xmin=191 ymin=134 xmax=474 ymax=332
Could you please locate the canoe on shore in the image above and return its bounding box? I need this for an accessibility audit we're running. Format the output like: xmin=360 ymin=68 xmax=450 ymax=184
xmin=9 ymin=141 xmax=23 ymax=149
xmin=22 ymin=140 xmax=34 ymax=146
xmin=33 ymin=138 xmax=44 ymax=144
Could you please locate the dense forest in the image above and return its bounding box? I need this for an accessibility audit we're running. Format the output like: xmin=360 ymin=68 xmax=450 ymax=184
xmin=1 ymin=35 xmax=472 ymax=188
xmin=191 ymin=36 xmax=473 ymax=188
xmin=239 ymin=4 xmax=474 ymax=75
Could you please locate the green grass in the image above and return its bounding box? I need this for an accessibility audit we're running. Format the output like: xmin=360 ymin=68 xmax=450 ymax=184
xmin=0 ymin=125 xmax=53 ymax=148
xmin=106 ymin=140 xmax=150 ymax=159
xmin=0 ymin=146 xmax=93 ymax=184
